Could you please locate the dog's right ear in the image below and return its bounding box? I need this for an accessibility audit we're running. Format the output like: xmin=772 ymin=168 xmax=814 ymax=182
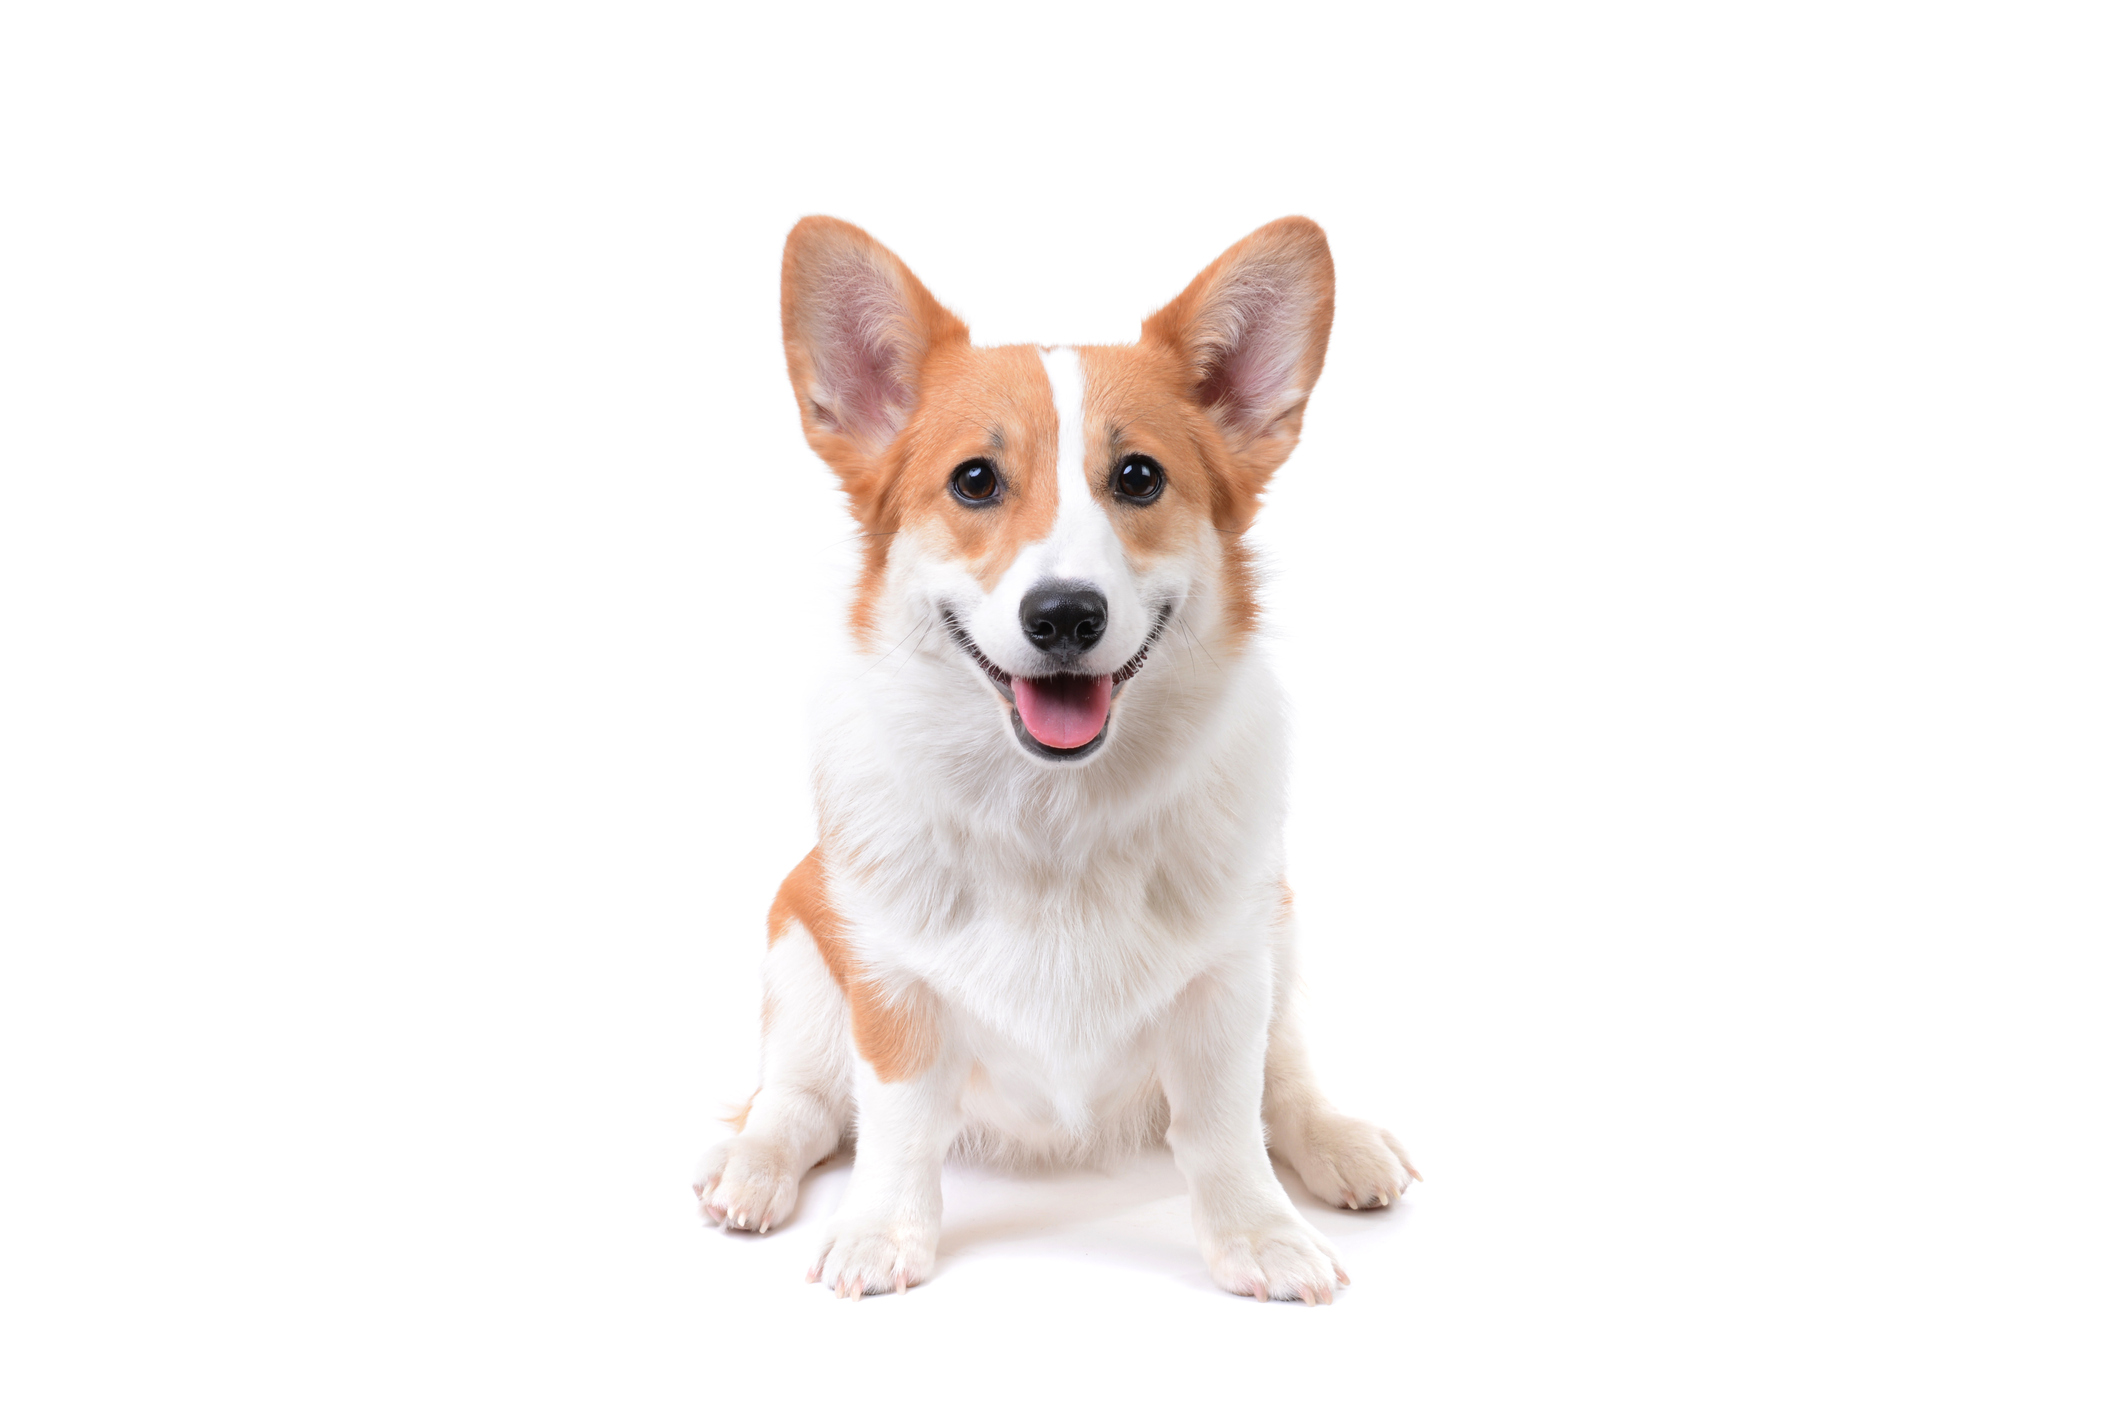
xmin=781 ymin=218 xmax=967 ymax=475
xmin=1141 ymin=217 xmax=1334 ymax=523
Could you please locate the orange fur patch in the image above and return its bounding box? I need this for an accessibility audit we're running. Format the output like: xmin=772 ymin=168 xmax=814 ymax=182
xmin=780 ymin=218 xmax=972 ymax=647
xmin=1076 ymin=341 xmax=1264 ymax=644
xmin=769 ymin=847 xmax=938 ymax=1083
xmin=885 ymin=344 xmax=1063 ymax=591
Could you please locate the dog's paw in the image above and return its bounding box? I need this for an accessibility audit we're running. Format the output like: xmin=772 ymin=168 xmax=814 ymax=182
xmin=693 ymin=1137 xmax=802 ymax=1234
xmin=807 ymin=1214 xmax=938 ymax=1299
xmin=1201 ymin=1212 xmax=1349 ymax=1305
xmin=1283 ymin=1112 xmax=1420 ymax=1210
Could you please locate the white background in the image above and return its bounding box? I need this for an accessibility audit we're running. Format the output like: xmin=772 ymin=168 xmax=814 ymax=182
xmin=3 ymin=3 xmax=2116 ymax=1409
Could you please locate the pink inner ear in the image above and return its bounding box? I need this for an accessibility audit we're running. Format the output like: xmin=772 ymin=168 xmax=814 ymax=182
xmin=809 ymin=259 xmax=918 ymax=447
xmin=1198 ymin=266 xmax=1312 ymax=435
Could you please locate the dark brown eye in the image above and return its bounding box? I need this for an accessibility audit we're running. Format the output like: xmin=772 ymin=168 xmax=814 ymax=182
xmin=951 ymin=458 xmax=1000 ymax=504
xmin=1113 ymin=454 xmax=1165 ymax=503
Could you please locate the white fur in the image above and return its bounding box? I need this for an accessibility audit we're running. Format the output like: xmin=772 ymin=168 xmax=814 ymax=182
xmin=1042 ymin=346 xmax=1092 ymax=517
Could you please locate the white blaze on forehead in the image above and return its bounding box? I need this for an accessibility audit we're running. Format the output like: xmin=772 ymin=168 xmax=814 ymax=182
xmin=1034 ymin=346 xmax=1122 ymax=585
xmin=1040 ymin=346 xmax=1092 ymax=521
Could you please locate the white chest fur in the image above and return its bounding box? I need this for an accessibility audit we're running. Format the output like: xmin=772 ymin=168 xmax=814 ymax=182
xmin=811 ymin=633 xmax=1289 ymax=1134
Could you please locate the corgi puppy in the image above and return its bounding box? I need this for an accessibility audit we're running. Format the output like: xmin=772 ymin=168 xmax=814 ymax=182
xmin=694 ymin=216 xmax=1417 ymax=1303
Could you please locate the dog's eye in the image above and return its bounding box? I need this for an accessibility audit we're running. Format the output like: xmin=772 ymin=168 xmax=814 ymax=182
xmin=951 ymin=459 xmax=1000 ymax=504
xmin=1112 ymin=454 xmax=1165 ymax=503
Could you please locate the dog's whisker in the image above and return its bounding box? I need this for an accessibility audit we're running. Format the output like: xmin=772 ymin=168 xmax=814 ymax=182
xmin=1178 ymin=614 xmax=1220 ymax=669
xmin=854 ymin=619 xmax=926 ymax=680
xmin=885 ymin=619 xmax=943 ymax=682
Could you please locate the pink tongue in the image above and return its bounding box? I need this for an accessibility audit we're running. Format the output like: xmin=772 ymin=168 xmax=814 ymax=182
xmin=1012 ymin=674 xmax=1113 ymax=750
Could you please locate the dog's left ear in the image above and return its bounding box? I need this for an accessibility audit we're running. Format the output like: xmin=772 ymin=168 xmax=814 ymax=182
xmin=1143 ymin=217 xmax=1335 ymax=490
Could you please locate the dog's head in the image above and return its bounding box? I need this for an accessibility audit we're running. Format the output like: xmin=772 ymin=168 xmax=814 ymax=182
xmin=781 ymin=217 xmax=1333 ymax=765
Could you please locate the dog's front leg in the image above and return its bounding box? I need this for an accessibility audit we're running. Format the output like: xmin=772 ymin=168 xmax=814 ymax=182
xmin=809 ymin=1041 xmax=965 ymax=1298
xmin=1160 ymin=959 xmax=1349 ymax=1304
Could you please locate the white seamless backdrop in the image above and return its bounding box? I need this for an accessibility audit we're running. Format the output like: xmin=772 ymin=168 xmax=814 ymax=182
xmin=3 ymin=3 xmax=2115 ymax=1411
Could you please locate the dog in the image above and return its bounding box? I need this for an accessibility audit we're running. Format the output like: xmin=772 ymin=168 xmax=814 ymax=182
xmin=694 ymin=216 xmax=1417 ymax=1302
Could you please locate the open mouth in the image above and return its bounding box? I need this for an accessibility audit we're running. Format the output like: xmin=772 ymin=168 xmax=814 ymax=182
xmin=941 ymin=606 xmax=1170 ymax=759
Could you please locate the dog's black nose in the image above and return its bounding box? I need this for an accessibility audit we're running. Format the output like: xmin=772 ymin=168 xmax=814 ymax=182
xmin=1021 ymin=583 xmax=1107 ymax=654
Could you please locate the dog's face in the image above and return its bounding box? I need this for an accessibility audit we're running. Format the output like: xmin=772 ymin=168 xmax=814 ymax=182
xmin=781 ymin=218 xmax=1333 ymax=764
